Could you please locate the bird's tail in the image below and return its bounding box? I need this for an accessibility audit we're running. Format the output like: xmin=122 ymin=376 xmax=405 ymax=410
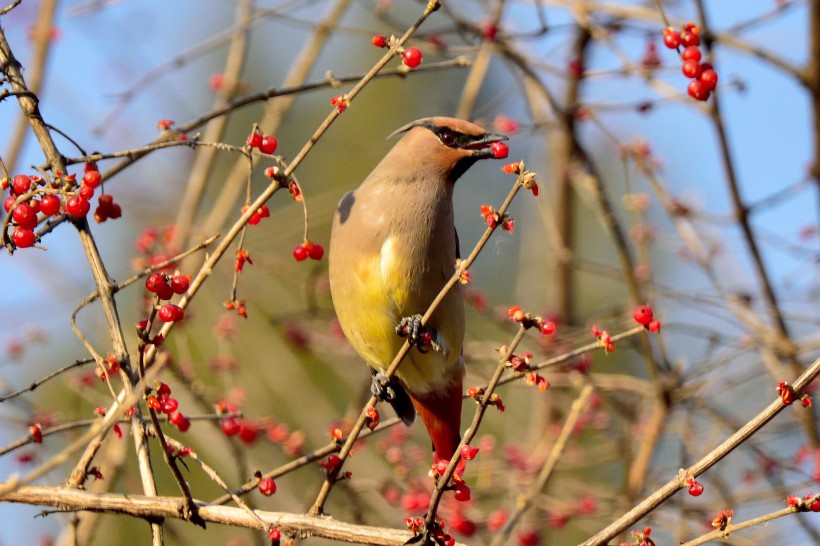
xmin=408 ymin=375 xmax=463 ymax=465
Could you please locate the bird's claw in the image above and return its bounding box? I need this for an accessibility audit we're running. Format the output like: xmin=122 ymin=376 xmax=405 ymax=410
xmin=396 ymin=315 xmax=441 ymax=353
xmin=371 ymin=371 xmax=397 ymax=402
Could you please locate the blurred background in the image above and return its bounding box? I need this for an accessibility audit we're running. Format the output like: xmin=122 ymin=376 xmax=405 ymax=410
xmin=0 ymin=0 xmax=818 ymax=544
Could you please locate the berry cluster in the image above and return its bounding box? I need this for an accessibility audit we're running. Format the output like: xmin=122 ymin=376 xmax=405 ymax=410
xmin=246 ymin=130 xmax=278 ymax=155
xmin=147 ymin=382 xmax=190 ymax=432
xmin=3 ymin=164 xmax=121 ymax=249
xmin=145 ymin=272 xmax=189 ymax=322
xmin=480 ymin=204 xmax=514 ymax=233
xmin=293 ymin=240 xmax=324 ymax=262
xmin=506 ymin=305 xmax=557 ymax=336
xmin=330 ymin=94 xmax=349 ymax=113
xmin=242 ymin=204 xmax=270 ymax=226
xmin=662 ymin=23 xmax=718 ymax=101
xmin=633 ymin=304 xmax=661 ymax=332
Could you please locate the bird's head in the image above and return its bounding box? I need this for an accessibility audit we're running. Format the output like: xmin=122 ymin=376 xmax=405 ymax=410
xmin=387 ymin=117 xmax=509 ymax=182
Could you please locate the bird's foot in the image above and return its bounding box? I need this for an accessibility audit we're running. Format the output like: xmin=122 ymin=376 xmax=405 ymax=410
xmin=370 ymin=371 xmax=399 ymax=402
xmin=396 ymin=314 xmax=441 ymax=353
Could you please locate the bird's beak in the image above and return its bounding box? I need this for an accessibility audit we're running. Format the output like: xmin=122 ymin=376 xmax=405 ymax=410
xmin=467 ymin=132 xmax=509 ymax=158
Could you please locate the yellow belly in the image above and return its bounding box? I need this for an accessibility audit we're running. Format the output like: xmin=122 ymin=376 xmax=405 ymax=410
xmin=331 ymin=237 xmax=463 ymax=394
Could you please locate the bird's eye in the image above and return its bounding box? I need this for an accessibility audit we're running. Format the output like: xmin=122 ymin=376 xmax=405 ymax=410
xmin=438 ymin=129 xmax=456 ymax=146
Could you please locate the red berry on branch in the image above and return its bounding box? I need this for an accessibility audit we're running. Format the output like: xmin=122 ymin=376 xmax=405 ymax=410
xmin=259 ymin=135 xmax=278 ymax=155
xmin=454 ymin=483 xmax=471 ymax=502
xmin=461 ymin=445 xmax=479 ymax=460
xmin=258 ymin=477 xmax=277 ymax=496
xmin=681 ymin=30 xmax=700 ymax=47
xmin=12 ymin=174 xmax=31 ymax=196
xmin=4 ymin=195 xmax=16 ymax=213
xmin=13 ymin=228 xmax=36 ymax=248
xmin=308 ymin=243 xmax=325 ymax=261
xmin=688 ymin=80 xmax=711 ymax=101
xmin=40 ymin=195 xmax=61 ymax=216
xmin=221 ymin=417 xmax=241 ymax=436
xmin=246 ymin=132 xmax=262 ymax=148
xmin=170 ymin=275 xmax=190 ymax=294
xmin=633 ymin=305 xmax=654 ymax=326
xmin=700 ymin=68 xmax=719 ymax=91
xmin=293 ymin=244 xmax=309 ymax=261
xmin=78 ymin=184 xmax=95 ymax=200
xmin=66 ymin=195 xmax=90 ymax=217
xmin=682 ymin=59 xmax=702 ymax=79
xmin=12 ymin=203 xmax=38 ymax=230
xmin=681 ymin=46 xmax=702 ymax=62
xmin=539 ymin=321 xmax=556 ymax=335
xmin=402 ymin=47 xmax=423 ymax=68
xmin=371 ymin=34 xmax=387 ymax=48
xmin=688 ymin=481 xmax=704 ymax=496
xmin=158 ymin=304 xmax=184 ymax=323
xmin=662 ymin=28 xmax=681 ymax=49
xmin=83 ymin=170 xmax=102 ymax=188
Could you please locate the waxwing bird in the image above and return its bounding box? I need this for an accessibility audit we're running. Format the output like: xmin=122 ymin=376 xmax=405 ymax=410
xmin=329 ymin=117 xmax=508 ymax=464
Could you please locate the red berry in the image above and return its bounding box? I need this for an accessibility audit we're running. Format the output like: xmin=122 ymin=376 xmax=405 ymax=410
xmin=238 ymin=421 xmax=260 ymax=444
xmin=12 ymin=174 xmax=31 ymax=196
xmin=681 ymin=30 xmax=700 ymax=47
xmin=4 ymin=195 xmax=16 ymax=213
xmin=169 ymin=411 xmax=190 ymax=432
xmin=66 ymin=195 xmax=90 ymax=217
xmin=460 ymin=445 xmax=479 ymax=460
xmin=78 ymin=184 xmax=95 ymax=200
xmin=145 ymin=273 xmax=166 ymax=293
xmin=259 ymin=135 xmax=278 ymax=155
xmin=40 ymin=195 xmax=61 ymax=216
xmin=681 ymin=46 xmax=701 ymax=62
xmin=490 ymin=141 xmax=509 ymax=159
xmin=810 ymin=501 xmax=820 ymax=513
xmin=688 ymin=80 xmax=711 ymax=101
xmin=648 ymin=320 xmax=661 ymax=333
xmin=682 ymin=59 xmax=702 ymax=79
xmin=662 ymin=29 xmax=681 ymax=49
xmin=161 ymin=397 xmax=179 ymax=414
xmin=158 ymin=304 xmax=183 ymax=322
xmin=221 ymin=417 xmax=241 ymax=436
xmin=700 ymin=68 xmax=718 ymax=91
xmin=454 ymin=483 xmax=471 ymax=502
xmin=146 ymin=395 xmax=162 ymax=411
xmin=371 ymin=35 xmax=387 ymax=48
xmin=82 ymin=170 xmax=102 ymax=188
xmin=539 ymin=321 xmax=556 ymax=335
xmin=293 ymin=244 xmax=309 ymax=261
xmin=688 ymin=481 xmax=704 ymax=496
xmin=246 ymin=132 xmax=262 ymax=148
xmin=308 ymin=243 xmax=325 ymax=260
xmin=28 ymin=199 xmax=41 ymax=214
xmin=633 ymin=305 xmax=654 ymax=326
xmin=12 ymin=203 xmax=38 ymax=230
xmin=12 ymin=227 xmax=36 ymax=248
xmin=258 ymin=477 xmax=277 ymax=496
xmin=402 ymin=47 xmax=423 ymax=68
xmin=170 ymin=275 xmax=190 ymax=294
